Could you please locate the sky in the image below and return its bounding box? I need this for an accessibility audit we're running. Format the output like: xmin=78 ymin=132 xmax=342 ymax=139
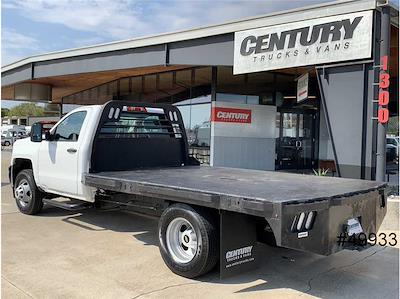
xmin=0 ymin=0 xmax=359 ymax=108
xmin=1 ymin=0 xmax=336 ymax=66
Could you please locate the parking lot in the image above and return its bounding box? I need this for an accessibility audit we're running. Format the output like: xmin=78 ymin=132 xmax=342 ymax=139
xmin=1 ymin=149 xmax=399 ymax=299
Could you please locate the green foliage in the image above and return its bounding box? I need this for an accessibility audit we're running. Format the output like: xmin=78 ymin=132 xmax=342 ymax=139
xmin=7 ymin=103 xmax=45 ymax=117
xmin=1 ymin=108 xmax=9 ymax=117
xmin=387 ymin=116 xmax=399 ymax=136
xmin=313 ymin=168 xmax=329 ymax=176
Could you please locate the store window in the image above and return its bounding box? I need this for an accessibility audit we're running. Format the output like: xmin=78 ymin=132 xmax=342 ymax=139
xmin=119 ymin=78 xmax=130 ymax=96
xmin=159 ymin=72 xmax=174 ymax=91
xmin=175 ymin=94 xmax=211 ymax=165
xmin=216 ymin=66 xmax=275 ymax=105
xmin=275 ymin=74 xmax=296 ymax=108
xmin=61 ymin=67 xmax=212 ymax=163
xmin=195 ymin=67 xmax=212 ymax=86
xmin=176 ymin=69 xmax=193 ymax=88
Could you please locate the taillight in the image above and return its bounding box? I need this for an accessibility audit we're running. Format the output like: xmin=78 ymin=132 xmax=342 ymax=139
xmin=305 ymin=211 xmax=315 ymax=230
xmin=291 ymin=211 xmax=316 ymax=232
xmin=126 ymin=106 xmax=147 ymax=112
xmin=297 ymin=212 xmax=306 ymax=231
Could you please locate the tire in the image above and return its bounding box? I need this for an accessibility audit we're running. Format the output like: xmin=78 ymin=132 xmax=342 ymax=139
xmin=158 ymin=204 xmax=218 ymax=278
xmin=4 ymin=141 xmax=10 ymax=146
xmin=14 ymin=169 xmax=44 ymax=215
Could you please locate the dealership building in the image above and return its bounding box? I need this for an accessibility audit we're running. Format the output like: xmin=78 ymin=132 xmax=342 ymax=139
xmin=1 ymin=0 xmax=399 ymax=181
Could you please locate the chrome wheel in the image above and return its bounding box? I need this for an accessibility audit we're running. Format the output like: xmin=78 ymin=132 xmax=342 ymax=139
xmin=14 ymin=179 xmax=32 ymax=208
xmin=166 ymin=217 xmax=198 ymax=264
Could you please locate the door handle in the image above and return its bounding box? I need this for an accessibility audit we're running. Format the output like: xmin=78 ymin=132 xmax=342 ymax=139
xmin=67 ymin=148 xmax=77 ymax=153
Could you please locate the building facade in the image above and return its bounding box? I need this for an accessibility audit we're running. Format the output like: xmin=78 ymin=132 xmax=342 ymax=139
xmin=2 ymin=0 xmax=399 ymax=180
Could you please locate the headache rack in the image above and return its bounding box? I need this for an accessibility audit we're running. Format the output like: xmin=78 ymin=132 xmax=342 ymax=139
xmin=90 ymin=101 xmax=192 ymax=173
xmin=99 ymin=115 xmax=180 ymax=139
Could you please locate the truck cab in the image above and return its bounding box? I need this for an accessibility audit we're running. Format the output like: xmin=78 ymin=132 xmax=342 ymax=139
xmin=10 ymin=105 xmax=102 ymax=202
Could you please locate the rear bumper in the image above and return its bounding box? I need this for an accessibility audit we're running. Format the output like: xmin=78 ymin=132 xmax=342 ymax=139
xmin=273 ymin=188 xmax=387 ymax=256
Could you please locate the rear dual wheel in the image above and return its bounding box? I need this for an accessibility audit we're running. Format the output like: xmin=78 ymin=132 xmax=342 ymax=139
xmin=158 ymin=204 xmax=218 ymax=278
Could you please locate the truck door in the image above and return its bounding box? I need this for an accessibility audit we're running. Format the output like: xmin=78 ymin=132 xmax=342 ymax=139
xmin=37 ymin=111 xmax=87 ymax=196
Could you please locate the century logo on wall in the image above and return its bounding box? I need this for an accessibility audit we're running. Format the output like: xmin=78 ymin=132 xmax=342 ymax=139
xmin=211 ymin=107 xmax=252 ymax=123
xmin=234 ymin=11 xmax=373 ymax=74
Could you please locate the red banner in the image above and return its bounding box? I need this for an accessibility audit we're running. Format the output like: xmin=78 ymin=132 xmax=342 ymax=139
xmin=211 ymin=107 xmax=252 ymax=123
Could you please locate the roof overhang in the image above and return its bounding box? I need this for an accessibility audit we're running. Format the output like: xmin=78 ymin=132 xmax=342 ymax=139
xmin=2 ymin=0 xmax=383 ymax=73
xmin=1 ymin=65 xmax=193 ymax=104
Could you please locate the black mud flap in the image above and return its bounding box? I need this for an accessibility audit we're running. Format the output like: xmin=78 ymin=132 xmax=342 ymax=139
xmin=219 ymin=210 xmax=260 ymax=278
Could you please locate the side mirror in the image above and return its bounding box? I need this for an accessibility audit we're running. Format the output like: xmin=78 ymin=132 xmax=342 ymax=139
xmin=45 ymin=131 xmax=52 ymax=141
xmin=30 ymin=122 xmax=43 ymax=142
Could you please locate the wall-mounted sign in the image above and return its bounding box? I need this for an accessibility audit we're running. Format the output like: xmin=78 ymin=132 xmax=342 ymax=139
xmin=234 ymin=11 xmax=373 ymax=74
xmin=211 ymin=107 xmax=252 ymax=123
xmin=377 ymin=55 xmax=390 ymax=124
xmin=297 ymin=73 xmax=309 ymax=102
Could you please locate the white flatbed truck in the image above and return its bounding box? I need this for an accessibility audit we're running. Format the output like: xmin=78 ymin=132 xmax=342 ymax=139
xmin=10 ymin=101 xmax=387 ymax=278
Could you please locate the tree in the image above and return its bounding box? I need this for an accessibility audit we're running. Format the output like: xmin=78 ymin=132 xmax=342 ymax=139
xmin=387 ymin=116 xmax=399 ymax=136
xmin=1 ymin=108 xmax=9 ymax=117
xmin=7 ymin=103 xmax=45 ymax=117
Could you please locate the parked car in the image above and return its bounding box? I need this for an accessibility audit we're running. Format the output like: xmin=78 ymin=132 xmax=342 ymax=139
xmin=1 ymin=130 xmax=27 ymax=146
xmin=386 ymin=136 xmax=399 ymax=162
xmin=1 ymin=133 xmax=12 ymax=146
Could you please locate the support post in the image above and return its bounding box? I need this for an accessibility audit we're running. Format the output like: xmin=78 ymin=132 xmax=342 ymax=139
xmin=375 ymin=6 xmax=391 ymax=181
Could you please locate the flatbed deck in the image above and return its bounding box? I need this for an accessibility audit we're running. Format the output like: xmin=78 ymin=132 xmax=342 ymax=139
xmin=83 ymin=166 xmax=386 ymax=216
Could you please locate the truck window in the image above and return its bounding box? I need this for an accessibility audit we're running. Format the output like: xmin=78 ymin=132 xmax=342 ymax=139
xmin=99 ymin=111 xmax=177 ymax=139
xmin=54 ymin=111 xmax=87 ymax=141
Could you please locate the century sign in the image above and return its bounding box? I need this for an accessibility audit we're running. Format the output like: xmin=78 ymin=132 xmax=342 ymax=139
xmin=234 ymin=11 xmax=373 ymax=74
xmin=211 ymin=107 xmax=252 ymax=123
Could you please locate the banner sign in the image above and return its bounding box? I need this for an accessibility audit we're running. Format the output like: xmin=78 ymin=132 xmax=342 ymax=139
xmin=234 ymin=11 xmax=373 ymax=74
xmin=297 ymin=73 xmax=309 ymax=102
xmin=211 ymin=107 xmax=252 ymax=123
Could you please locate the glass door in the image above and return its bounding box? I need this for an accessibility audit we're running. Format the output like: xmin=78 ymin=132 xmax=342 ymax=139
xmin=298 ymin=113 xmax=314 ymax=169
xmin=276 ymin=110 xmax=316 ymax=171
xmin=278 ymin=112 xmax=298 ymax=169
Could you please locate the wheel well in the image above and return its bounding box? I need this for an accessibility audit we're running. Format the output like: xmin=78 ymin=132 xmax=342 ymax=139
xmin=164 ymin=201 xmax=219 ymax=222
xmin=12 ymin=159 xmax=33 ymax=185
xmin=255 ymin=217 xmax=277 ymax=246
xmin=164 ymin=202 xmax=276 ymax=245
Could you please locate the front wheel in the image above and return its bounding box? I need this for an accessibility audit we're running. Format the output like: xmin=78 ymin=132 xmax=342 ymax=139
xmin=158 ymin=204 xmax=218 ymax=278
xmin=14 ymin=169 xmax=44 ymax=215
